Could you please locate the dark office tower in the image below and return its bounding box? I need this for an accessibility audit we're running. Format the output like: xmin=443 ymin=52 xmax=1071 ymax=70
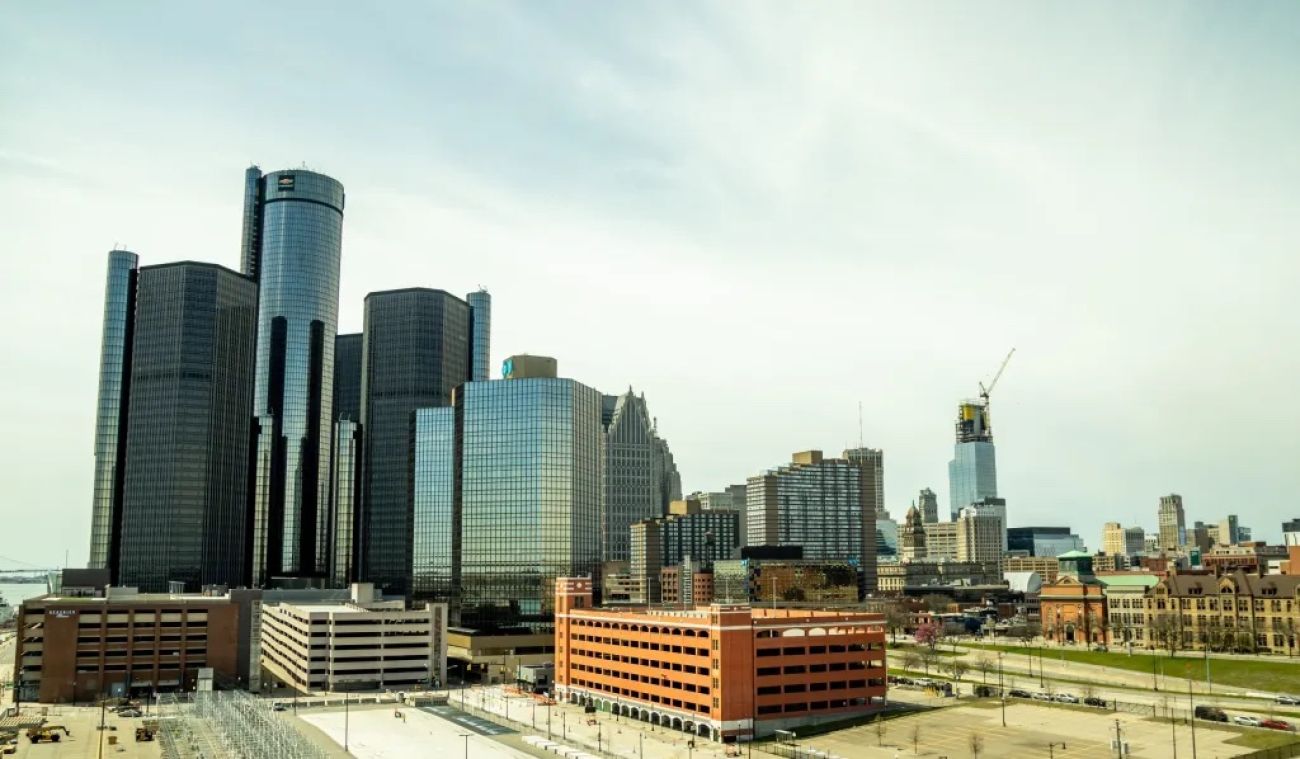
xmin=88 ymin=250 xmax=139 ymax=577
xmin=117 ymin=263 xmax=258 ymax=592
xmin=467 ymin=289 xmax=491 ymax=382
xmin=600 ymin=389 xmax=681 ymax=563
xmin=333 ymin=333 xmax=363 ymax=422
xmin=360 ymin=289 xmax=470 ymax=596
xmin=459 ymin=358 xmax=603 ymax=629
xmin=245 ymin=167 xmax=345 ymax=585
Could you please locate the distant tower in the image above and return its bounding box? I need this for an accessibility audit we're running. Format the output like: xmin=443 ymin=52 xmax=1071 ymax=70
xmin=1157 ymin=494 xmax=1186 ymax=551
xmin=467 ymin=289 xmax=491 ymax=382
xmin=947 ymin=401 xmax=998 ymax=519
xmin=918 ymin=488 xmax=939 ymax=524
xmin=900 ymin=505 xmax=927 ymax=562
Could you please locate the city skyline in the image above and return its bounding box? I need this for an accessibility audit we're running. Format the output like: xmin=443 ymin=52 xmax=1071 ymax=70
xmin=4 ymin=3 xmax=1300 ymax=565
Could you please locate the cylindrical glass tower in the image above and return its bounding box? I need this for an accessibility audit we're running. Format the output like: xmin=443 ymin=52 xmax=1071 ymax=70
xmin=248 ymin=168 xmax=345 ymax=582
xmin=88 ymin=249 xmax=139 ymax=575
xmin=467 ymin=289 xmax=491 ymax=382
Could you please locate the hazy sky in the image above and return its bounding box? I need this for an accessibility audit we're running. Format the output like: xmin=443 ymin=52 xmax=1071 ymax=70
xmin=2 ymin=2 xmax=1298 ymax=567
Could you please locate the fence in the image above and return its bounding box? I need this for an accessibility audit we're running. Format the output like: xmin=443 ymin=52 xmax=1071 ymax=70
xmin=156 ymin=691 xmax=329 ymax=759
xmin=1235 ymin=742 xmax=1300 ymax=759
xmin=761 ymin=744 xmax=846 ymax=759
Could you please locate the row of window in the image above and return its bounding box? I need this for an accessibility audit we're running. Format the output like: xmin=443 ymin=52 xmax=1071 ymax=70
xmin=754 ymin=694 xmax=877 ymax=716
xmin=571 ymin=651 xmax=707 ymax=675
xmin=570 ymin=662 xmax=710 ymax=694
xmin=567 ymin=677 xmax=708 ymax=714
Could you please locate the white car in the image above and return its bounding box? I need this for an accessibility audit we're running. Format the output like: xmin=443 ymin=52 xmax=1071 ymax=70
xmin=1235 ymin=715 xmax=1262 ymax=727
xmin=1033 ymin=692 xmax=1053 ymax=701
xmin=1276 ymin=695 xmax=1300 ymax=705
xmin=1054 ymin=693 xmax=1079 ymax=704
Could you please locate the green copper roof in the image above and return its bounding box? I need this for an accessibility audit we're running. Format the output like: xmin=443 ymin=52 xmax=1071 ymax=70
xmin=1096 ymin=574 xmax=1161 ymax=588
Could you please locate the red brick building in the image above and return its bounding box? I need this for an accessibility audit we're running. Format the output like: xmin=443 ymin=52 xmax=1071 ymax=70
xmin=553 ymin=577 xmax=887 ymax=742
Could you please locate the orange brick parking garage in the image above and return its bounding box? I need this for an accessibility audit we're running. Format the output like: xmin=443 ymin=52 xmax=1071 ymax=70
xmin=553 ymin=577 xmax=887 ymax=743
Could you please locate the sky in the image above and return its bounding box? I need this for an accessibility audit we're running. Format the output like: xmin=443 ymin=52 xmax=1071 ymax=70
xmin=1 ymin=2 xmax=1298 ymax=567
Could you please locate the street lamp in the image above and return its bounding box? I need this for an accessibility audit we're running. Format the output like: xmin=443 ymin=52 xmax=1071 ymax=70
xmin=458 ymin=733 xmax=471 ymax=759
xmin=997 ymin=653 xmax=1006 ymax=727
xmin=1048 ymin=741 xmax=1067 ymax=758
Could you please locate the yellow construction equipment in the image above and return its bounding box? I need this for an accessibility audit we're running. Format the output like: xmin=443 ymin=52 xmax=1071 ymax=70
xmin=26 ymin=723 xmax=70 ymax=743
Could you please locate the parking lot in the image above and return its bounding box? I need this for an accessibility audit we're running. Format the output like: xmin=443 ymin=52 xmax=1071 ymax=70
xmin=1 ymin=704 xmax=162 ymax=759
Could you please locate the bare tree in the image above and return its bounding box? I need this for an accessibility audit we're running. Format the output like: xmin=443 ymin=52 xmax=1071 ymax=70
xmin=975 ymin=655 xmax=994 ymax=684
xmin=969 ymin=732 xmax=984 ymax=758
xmin=920 ymin=647 xmax=941 ymax=675
xmin=911 ymin=724 xmax=922 ymax=755
xmin=884 ymin=603 xmax=909 ymax=643
xmin=902 ymin=651 xmax=922 ymax=673
xmin=948 ymin=659 xmax=970 ymax=682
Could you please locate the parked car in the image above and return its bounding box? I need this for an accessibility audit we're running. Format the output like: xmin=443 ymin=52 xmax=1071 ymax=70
xmin=1055 ymin=693 xmax=1079 ymax=704
xmin=1033 ymin=692 xmax=1053 ymax=701
xmin=1091 ymin=645 xmax=1108 ymax=652
xmin=272 ymin=703 xmax=287 ymax=713
xmin=116 ymin=708 xmax=142 ymax=718
xmin=1234 ymin=715 xmax=1262 ymax=727
xmin=1276 ymin=694 xmax=1300 ymax=705
xmin=1194 ymin=705 xmax=1229 ymax=722
xmin=973 ymin=685 xmax=999 ymax=698
xmin=1009 ymin=689 xmax=1032 ymax=699
xmin=1261 ymin=719 xmax=1295 ymax=732
xmin=1084 ymin=697 xmax=1107 ymax=707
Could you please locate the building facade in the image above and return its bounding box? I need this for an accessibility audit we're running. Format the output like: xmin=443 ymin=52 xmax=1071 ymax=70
xmin=117 ymin=263 xmax=258 ymax=592
xmin=13 ymin=588 xmax=242 ymax=703
xmin=88 ymin=249 xmax=139 ymax=578
xmin=917 ymin=488 xmax=939 ymax=524
xmin=458 ymin=367 xmax=603 ymax=628
xmin=1157 ymin=494 xmax=1187 ymax=551
xmin=260 ymin=584 xmax=448 ymax=692
xmin=1008 ymin=527 xmax=1085 ymax=558
xmin=467 ymin=289 xmax=492 ymax=382
xmin=712 ymin=559 xmax=861 ymax=605
xmin=844 ymin=448 xmax=885 ymax=519
xmin=360 ymin=288 xmax=472 ymax=597
xmin=1039 ymin=552 xmax=1107 ymax=646
xmin=629 ymin=504 xmax=740 ymax=603
xmin=411 ymin=407 xmax=457 ymax=604
xmin=956 ymin=506 xmax=1003 ymax=565
xmin=899 ymin=506 xmax=926 ymax=562
xmin=746 ymin=450 xmax=875 ymax=594
xmin=552 ymin=577 xmax=887 ymax=742
xmin=246 ymin=167 xmax=346 ymax=585
xmin=923 ymin=522 xmax=959 ymax=561
xmin=876 ymin=561 xmax=1001 ymax=595
xmin=601 ymin=390 xmax=681 ymax=563
xmin=1102 ymin=523 xmax=1146 ymax=557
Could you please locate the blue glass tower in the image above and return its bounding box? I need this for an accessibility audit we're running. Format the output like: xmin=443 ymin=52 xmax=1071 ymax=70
xmin=947 ymin=400 xmax=999 ymax=519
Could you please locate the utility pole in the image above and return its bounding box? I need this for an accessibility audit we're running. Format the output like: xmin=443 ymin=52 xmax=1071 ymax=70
xmin=1187 ymin=676 xmax=1197 ymax=758
xmin=1113 ymin=719 xmax=1124 ymax=758
xmin=998 ymin=653 xmax=1006 ymax=727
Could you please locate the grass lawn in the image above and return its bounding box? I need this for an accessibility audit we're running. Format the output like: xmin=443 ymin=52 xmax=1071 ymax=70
xmin=891 ymin=642 xmax=960 ymax=657
xmin=1219 ymin=728 xmax=1300 ymax=749
xmin=963 ymin=642 xmax=1300 ymax=694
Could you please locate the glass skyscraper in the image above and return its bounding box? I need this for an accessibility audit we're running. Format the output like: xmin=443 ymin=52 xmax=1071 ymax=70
xmin=600 ymin=389 xmax=681 ymax=563
xmin=411 ymin=407 xmax=456 ymax=603
xmin=467 ymin=289 xmax=492 ymax=382
xmin=360 ymin=288 xmax=471 ymax=596
xmin=458 ymin=373 xmax=602 ymax=628
xmin=332 ymin=333 xmax=363 ymax=422
xmin=117 ymin=262 xmax=258 ymax=591
xmin=244 ymin=167 xmax=345 ymax=584
xmin=947 ymin=400 xmax=999 ymax=519
xmin=87 ymin=249 xmax=138 ymax=577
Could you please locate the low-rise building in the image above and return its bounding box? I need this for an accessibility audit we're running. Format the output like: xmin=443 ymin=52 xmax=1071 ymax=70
xmin=876 ymin=560 xmax=1001 ymax=595
xmin=923 ymin=522 xmax=959 ymax=561
xmin=14 ymin=585 xmax=242 ymax=703
xmin=1202 ymin=542 xmax=1288 ymax=576
xmin=260 ymin=583 xmax=447 ymax=693
xmin=553 ymin=577 xmax=887 ymax=742
xmin=712 ymin=559 xmax=860 ymax=605
xmin=1039 ymin=551 xmax=1107 ymax=646
xmin=1001 ymin=555 xmax=1060 ymax=583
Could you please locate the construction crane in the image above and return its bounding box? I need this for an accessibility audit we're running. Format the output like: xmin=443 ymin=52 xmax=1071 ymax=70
xmin=978 ymin=348 xmax=1016 ymax=405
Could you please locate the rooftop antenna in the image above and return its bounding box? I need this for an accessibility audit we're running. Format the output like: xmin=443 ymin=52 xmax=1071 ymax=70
xmin=858 ymin=401 xmax=864 ymax=449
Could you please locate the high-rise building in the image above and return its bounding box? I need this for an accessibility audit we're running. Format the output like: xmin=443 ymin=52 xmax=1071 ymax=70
xmin=1007 ymin=526 xmax=1084 ymax=557
xmin=87 ymin=250 xmax=139 ymax=577
xmin=947 ymin=400 xmax=999 ymax=520
xmin=467 ymin=289 xmax=491 ymax=382
xmin=844 ymin=447 xmax=885 ymax=519
xmin=746 ymin=450 xmax=876 ymax=594
xmin=900 ymin=506 xmax=927 ymax=562
xmin=359 ymin=288 xmax=471 ymax=597
xmin=411 ymin=407 xmax=456 ymax=605
xmin=1216 ymin=515 xmax=1241 ymax=547
xmin=1101 ymin=522 xmax=1144 ymax=557
xmin=332 ymin=333 xmax=363 ymax=422
xmin=689 ymin=488 xmax=749 ymax=547
xmin=117 ymin=262 xmax=258 ymax=591
xmin=1157 ymin=494 xmax=1186 ymax=551
xmin=876 ymin=517 xmax=898 ymax=559
xmin=924 ymin=522 xmax=959 ymax=561
xmin=918 ymin=488 xmax=939 ymax=524
xmin=458 ymin=359 xmax=603 ymax=628
xmin=245 ymin=167 xmax=346 ymax=585
xmin=629 ymin=501 xmax=740 ymax=602
xmin=1284 ymin=519 xmax=1300 ymax=548
xmin=600 ymin=389 xmax=680 ymax=563
xmin=955 ymin=506 xmax=1003 ymax=565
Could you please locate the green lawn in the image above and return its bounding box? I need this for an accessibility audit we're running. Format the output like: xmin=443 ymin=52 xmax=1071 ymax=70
xmin=962 ymin=642 xmax=1300 ymax=694
xmin=891 ymin=642 xmax=960 ymax=657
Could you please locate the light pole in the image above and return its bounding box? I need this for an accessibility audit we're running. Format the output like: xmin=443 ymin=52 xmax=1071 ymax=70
xmin=344 ymin=691 xmax=350 ymax=754
xmin=1186 ymin=675 xmax=1197 ymax=759
xmin=458 ymin=733 xmax=470 ymax=759
xmin=997 ymin=653 xmax=1006 ymax=727
xmin=1113 ymin=719 xmax=1125 ymax=759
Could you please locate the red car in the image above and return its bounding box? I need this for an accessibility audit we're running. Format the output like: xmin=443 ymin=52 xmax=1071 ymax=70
xmin=1261 ymin=719 xmax=1295 ymax=732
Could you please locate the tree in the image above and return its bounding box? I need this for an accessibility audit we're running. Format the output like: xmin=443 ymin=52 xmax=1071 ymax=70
xmin=875 ymin=717 xmax=888 ymax=746
xmin=969 ymin=732 xmax=984 ymax=758
xmin=884 ymin=603 xmax=909 ymax=643
xmin=922 ymin=594 xmax=951 ymax=614
xmin=948 ymin=660 xmax=970 ymax=682
xmin=975 ymin=655 xmax=994 ymax=684
xmin=902 ymin=651 xmax=922 ymax=673
xmin=920 ymin=648 xmax=941 ymax=675
xmin=915 ymin=621 xmax=941 ymax=649
xmin=911 ymin=724 xmax=922 ymax=755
